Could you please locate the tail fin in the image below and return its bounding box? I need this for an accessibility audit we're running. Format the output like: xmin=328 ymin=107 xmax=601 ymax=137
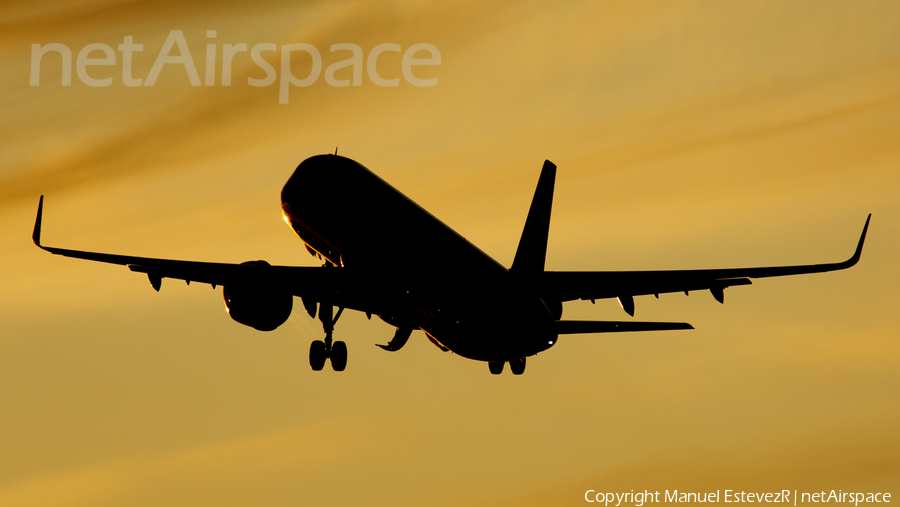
xmin=512 ymin=160 xmax=556 ymax=273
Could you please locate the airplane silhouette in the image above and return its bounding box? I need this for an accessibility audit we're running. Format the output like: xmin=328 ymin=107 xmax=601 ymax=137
xmin=33 ymin=154 xmax=870 ymax=375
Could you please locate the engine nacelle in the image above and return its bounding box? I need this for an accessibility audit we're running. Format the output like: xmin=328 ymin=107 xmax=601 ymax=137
xmin=223 ymin=261 xmax=293 ymax=331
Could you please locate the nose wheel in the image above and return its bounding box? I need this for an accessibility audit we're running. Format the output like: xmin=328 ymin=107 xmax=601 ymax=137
xmin=309 ymin=302 xmax=347 ymax=371
xmin=330 ymin=340 xmax=347 ymax=371
xmin=309 ymin=340 xmax=327 ymax=370
xmin=309 ymin=336 xmax=347 ymax=371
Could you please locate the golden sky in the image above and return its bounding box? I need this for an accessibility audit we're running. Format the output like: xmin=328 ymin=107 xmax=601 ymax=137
xmin=1 ymin=1 xmax=899 ymax=506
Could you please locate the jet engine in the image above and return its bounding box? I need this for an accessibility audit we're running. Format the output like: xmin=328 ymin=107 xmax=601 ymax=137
xmin=223 ymin=261 xmax=293 ymax=331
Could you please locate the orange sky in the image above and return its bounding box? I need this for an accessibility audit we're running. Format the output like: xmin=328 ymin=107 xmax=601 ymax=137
xmin=1 ymin=1 xmax=899 ymax=506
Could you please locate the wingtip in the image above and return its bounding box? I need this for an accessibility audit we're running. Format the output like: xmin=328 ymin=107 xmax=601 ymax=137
xmin=33 ymin=195 xmax=44 ymax=248
xmin=850 ymin=213 xmax=871 ymax=264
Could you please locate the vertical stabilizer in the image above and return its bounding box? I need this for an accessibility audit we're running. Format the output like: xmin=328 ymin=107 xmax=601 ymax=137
xmin=511 ymin=160 xmax=556 ymax=273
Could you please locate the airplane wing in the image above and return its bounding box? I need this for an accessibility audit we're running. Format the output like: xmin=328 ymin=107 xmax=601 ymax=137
xmin=32 ymin=195 xmax=340 ymax=298
xmin=539 ymin=215 xmax=870 ymax=307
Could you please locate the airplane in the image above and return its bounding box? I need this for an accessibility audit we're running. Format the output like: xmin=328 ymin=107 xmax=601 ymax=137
xmin=33 ymin=154 xmax=870 ymax=375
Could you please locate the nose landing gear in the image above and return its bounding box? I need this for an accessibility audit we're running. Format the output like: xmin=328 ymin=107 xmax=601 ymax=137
xmin=308 ymin=336 xmax=347 ymax=371
xmin=309 ymin=302 xmax=347 ymax=371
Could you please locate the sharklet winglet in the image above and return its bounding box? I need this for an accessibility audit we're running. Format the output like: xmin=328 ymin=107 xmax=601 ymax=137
xmin=33 ymin=195 xmax=46 ymax=249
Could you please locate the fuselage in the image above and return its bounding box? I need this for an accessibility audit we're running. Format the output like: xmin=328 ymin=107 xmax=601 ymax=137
xmin=280 ymin=154 xmax=557 ymax=361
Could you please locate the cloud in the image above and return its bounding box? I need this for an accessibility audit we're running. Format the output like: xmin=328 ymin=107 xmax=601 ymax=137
xmin=0 ymin=420 xmax=370 ymax=507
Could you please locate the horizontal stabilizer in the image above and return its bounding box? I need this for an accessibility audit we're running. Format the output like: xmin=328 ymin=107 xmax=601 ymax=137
xmin=556 ymin=320 xmax=694 ymax=334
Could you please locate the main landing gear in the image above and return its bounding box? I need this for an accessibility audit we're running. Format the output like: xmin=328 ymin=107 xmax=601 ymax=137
xmin=309 ymin=302 xmax=347 ymax=371
xmin=488 ymin=357 xmax=526 ymax=375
